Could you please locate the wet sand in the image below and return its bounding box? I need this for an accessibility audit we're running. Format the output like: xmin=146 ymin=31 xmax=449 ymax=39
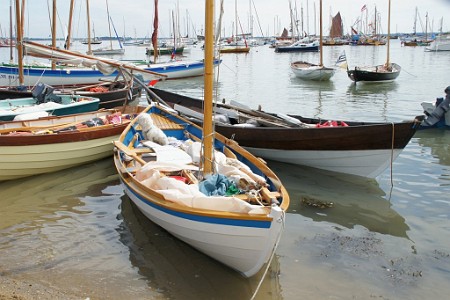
xmin=0 ymin=275 xmax=79 ymax=300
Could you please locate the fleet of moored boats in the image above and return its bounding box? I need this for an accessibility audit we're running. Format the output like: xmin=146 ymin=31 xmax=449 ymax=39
xmin=0 ymin=0 xmax=449 ymax=283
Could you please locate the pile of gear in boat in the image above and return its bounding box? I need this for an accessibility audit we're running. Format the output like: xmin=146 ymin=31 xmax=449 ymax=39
xmin=129 ymin=113 xmax=280 ymax=214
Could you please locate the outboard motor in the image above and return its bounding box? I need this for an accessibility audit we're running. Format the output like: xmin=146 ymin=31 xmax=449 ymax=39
xmin=421 ymin=86 xmax=450 ymax=128
xmin=32 ymin=83 xmax=62 ymax=104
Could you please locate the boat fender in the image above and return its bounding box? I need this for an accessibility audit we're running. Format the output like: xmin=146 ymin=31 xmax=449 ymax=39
xmin=89 ymin=86 xmax=108 ymax=93
xmin=315 ymin=120 xmax=349 ymax=127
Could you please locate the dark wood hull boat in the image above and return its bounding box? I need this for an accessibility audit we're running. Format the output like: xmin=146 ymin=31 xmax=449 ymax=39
xmin=149 ymin=87 xmax=422 ymax=178
xmin=0 ymin=81 xmax=142 ymax=109
xmin=347 ymin=63 xmax=401 ymax=83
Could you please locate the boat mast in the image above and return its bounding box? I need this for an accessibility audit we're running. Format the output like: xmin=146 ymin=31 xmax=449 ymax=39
xmin=14 ymin=0 xmax=24 ymax=85
xmin=9 ymin=0 xmax=13 ymax=63
xmin=65 ymin=0 xmax=74 ymax=50
xmin=234 ymin=0 xmax=237 ymax=44
xmin=51 ymin=0 xmax=56 ymax=70
xmin=20 ymin=0 xmax=25 ymax=38
xmin=386 ymin=0 xmax=391 ymax=66
xmin=203 ymin=0 xmax=214 ymax=176
xmin=319 ymin=0 xmax=323 ymax=66
xmin=152 ymin=0 xmax=158 ymax=63
xmin=106 ymin=0 xmax=113 ymax=50
xmin=86 ymin=0 xmax=92 ymax=55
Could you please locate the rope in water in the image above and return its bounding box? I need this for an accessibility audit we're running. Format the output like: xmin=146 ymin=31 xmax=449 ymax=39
xmin=250 ymin=210 xmax=286 ymax=300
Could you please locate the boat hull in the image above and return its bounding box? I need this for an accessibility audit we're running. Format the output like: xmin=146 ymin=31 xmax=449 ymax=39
xmin=0 ymin=64 xmax=118 ymax=86
xmin=145 ymin=46 xmax=184 ymax=56
xmin=347 ymin=63 xmax=401 ymax=83
xmin=141 ymin=59 xmax=221 ymax=79
xmin=0 ymin=59 xmax=219 ymax=86
xmin=243 ymin=147 xmax=403 ymax=178
xmin=92 ymin=48 xmax=125 ymax=55
xmin=219 ymin=47 xmax=250 ymax=54
xmin=425 ymin=36 xmax=450 ymax=51
xmin=0 ymin=134 xmax=120 ymax=181
xmin=119 ymin=173 xmax=284 ymax=277
xmin=0 ymin=95 xmax=100 ymax=121
xmin=0 ymin=83 xmax=142 ymax=109
xmin=275 ymin=41 xmax=319 ymax=53
xmin=148 ymin=87 xmax=420 ymax=178
xmin=113 ymin=104 xmax=289 ymax=276
xmin=291 ymin=62 xmax=335 ymax=81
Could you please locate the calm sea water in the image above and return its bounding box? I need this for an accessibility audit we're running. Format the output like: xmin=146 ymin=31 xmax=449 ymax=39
xmin=0 ymin=41 xmax=449 ymax=300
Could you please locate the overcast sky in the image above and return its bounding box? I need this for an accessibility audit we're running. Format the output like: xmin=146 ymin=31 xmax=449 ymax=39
xmin=1 ymin=0 xmax=449 ymax=39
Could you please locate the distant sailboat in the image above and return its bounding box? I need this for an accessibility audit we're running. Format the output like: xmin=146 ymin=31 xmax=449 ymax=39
xmin=347 ymin=0 xmax=400 ymax=83
xmin=290 ymin=0 xmax=335 ymax=81
xmin=92 ymin=0 xmax=125 ymax=55
xmin=323 ymin=11 xmax=347 ymax=46
xmin=219 ymin=0 xmax=250 ymax=53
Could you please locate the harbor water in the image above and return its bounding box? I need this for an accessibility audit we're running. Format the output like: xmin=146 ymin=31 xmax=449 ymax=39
xmin=0 ymin=41 xmax=449 ymax=299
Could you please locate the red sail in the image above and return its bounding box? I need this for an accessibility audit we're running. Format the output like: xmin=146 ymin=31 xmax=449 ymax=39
xmin=151 ymin=0 xmax=158 ymax=60
xmin=329 ymin=12 xmax=343 ymax=38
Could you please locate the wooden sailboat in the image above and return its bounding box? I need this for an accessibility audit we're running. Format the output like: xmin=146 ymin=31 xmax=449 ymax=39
xmin=323 ymin=11 xmax=347 ymax=45
xmin=402 ymin=7 xmax=431 ymax=47
xmin=0 ymin=105 xmax=144 ymax=181
xmin=347 ymin=0 xmax=401 ymax=83
xmin=112 ymin=0 xmax=289 ymax=277
xmin=149 ymin=86 xmax=422 ymax=178
xmin=290 ymin=0 xmax=335 ymax=81
xmin=219 ymin=0 xmax=250 ymax=53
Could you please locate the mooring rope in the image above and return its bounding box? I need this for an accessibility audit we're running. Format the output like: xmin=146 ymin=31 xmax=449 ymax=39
xmin=250 ymin=210 xmax=286 ymax=300
xmin=390 ymin=122 xmax=395 ymax=188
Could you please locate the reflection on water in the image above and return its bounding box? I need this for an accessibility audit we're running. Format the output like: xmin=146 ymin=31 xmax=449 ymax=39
xmin=346 ymin=81 xmax=399 ymax=96
xmin=0 ymin=158 xmax=118 ymax=231
xmin=0 ymin=157 xmax=283 ymax=299
xmin=267 ymin=160 xmax=410 ymax=239
xmin=415 ymin=129 xmax=450 ymax=166
xmin=289 ymin=76 xmax=336 ymax=93
xmin=119 ymin=196 xmax=282 ymax=300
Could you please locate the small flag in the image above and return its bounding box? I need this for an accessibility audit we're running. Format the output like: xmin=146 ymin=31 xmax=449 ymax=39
xmin=148 ymin=79 xmax=160 ymax=87
xmin=171 ymin=46 xmax=176 ymax=60
xmin=335 ymin=51 xmax=348 ymax=69
xmin=361 ymin=4 xmax=367 ymax=12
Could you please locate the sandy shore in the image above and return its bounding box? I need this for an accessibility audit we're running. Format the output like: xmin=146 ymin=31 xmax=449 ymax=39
xmin=0 ymin=276 xmax=81 ymax=300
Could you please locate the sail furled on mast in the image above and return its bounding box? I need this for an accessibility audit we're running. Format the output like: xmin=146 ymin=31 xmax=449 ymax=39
xmin=151 ymin=0 xmax=159 ymax=62
xmin=329 ymin=12 xmax=343 ymax=38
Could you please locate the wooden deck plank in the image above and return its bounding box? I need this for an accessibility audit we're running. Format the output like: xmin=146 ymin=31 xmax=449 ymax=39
xmin=150 ymin=114 xmax=184 ymax=130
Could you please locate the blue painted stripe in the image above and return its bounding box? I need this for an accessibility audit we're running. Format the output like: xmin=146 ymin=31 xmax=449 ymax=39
xmin=122 ymin=179 xmax=272 ymax=229
xmin=0 ymin=65 xmax=115 ymax=78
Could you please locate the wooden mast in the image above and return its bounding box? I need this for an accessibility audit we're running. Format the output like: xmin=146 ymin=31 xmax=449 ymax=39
xmin=152 ymin=0 xmax=159 ymax=63
xmin=86 ymin=0 xmax=92 ymax=55
xmin=386 ymin=0 xmax=391 ymax=66
xmin=203 ymin=0 xmax=214 ymax=176
xmin=20 ymin=0 xmax=25 ymax=38
xmin=65 ymin=0 xmax=74 ymax=50
xmin=14 ymin=0 xmax=24 ymax=85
